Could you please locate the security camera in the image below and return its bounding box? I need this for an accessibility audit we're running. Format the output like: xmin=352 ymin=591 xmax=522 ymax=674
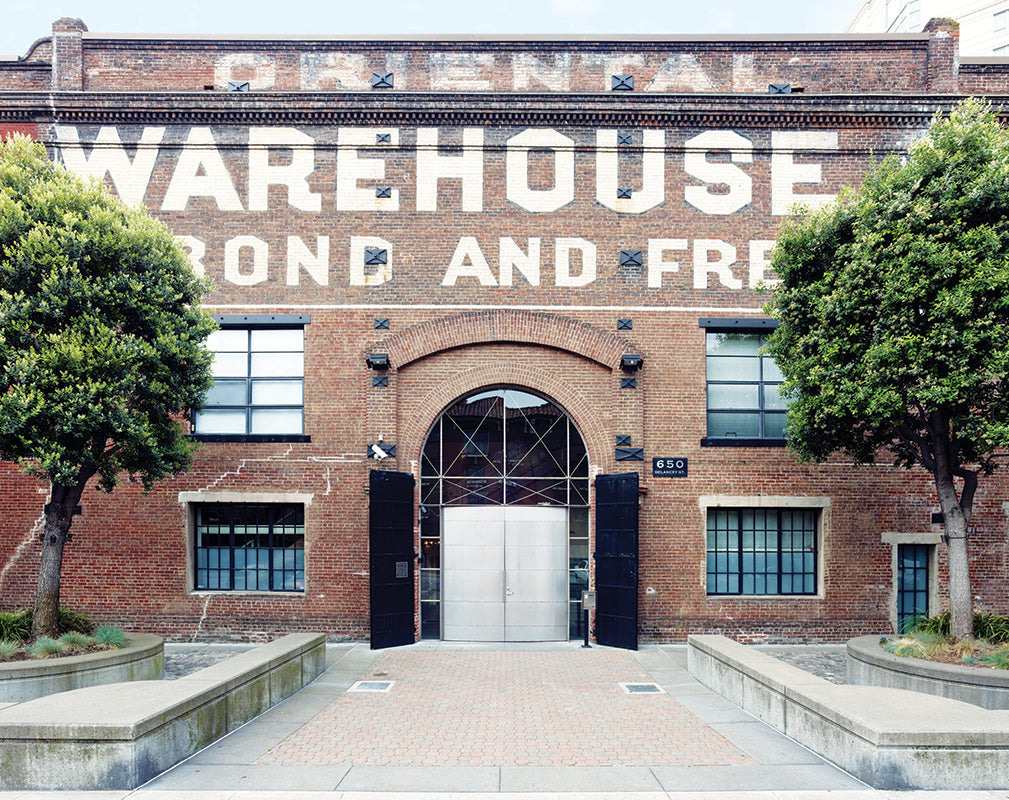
xmin=371 ymin=444 xmax=389 ymax=461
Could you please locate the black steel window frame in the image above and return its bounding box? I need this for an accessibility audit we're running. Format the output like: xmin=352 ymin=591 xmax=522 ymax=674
xmin=193 ymin=314 xmax=310 ymax=443
xmin=193 ymin=502 xmax=305 ymax=592
xmin=897 ymin=543 xmax=930 ymax=633
xmin=699 ymin=318 xmax=786 ymax=448
xmin=706 ymin=507 xmax=818 ymax=596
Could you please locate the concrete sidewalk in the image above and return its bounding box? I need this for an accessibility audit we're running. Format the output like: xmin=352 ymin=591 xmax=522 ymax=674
xmin=1 ymin=642 xmax=1005 ymax=799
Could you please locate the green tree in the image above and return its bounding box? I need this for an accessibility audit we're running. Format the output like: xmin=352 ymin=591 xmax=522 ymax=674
xmin=0 ymin=135 xmax=216 ymax=638
xmin=765 ymin=98 xmax=1009 ymax=639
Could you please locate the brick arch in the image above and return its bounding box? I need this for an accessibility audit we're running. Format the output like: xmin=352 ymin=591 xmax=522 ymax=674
xmin=399 ymin=362 xmax=610 ymax=475
xmin=375 ymin=309 xmax=635 ymax=370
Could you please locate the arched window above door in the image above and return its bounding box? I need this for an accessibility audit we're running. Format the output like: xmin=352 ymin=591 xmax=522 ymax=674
xmin=421 ymin=387 xmax=589 ymax=507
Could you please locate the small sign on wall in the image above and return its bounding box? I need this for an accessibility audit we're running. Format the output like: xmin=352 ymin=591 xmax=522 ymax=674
xmin=652 ymin=457 xmax=688 ymax=478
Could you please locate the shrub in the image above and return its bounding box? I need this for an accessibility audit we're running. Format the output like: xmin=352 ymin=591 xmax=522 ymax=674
xmin=883 ymin=635 xmax=933 ymax=658
xmin=93 ymin=626 xmax=128 ymax=649
xmin=57 ymin=607 xmax=95 ymax=636
xmin=57 ymin=631 xmax=93 ymax=654
xmin=0 ymin=609 xmax=31 ymax=642
xmin=978 ymin=650 xmax=1009 ymax=669
xmin=974 ymin=612 xmax=1009 ymax=643
xmin=0 ymin=640 xmax=18 ymax=660
xmin=26 ymin=636 xmax=64 ymax=658
xmin=911 ymin=611 xmax=1009 ymax=643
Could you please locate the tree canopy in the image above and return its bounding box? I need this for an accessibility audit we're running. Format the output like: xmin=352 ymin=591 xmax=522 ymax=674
xmin=765 ymin=98 xmax=1009 ymax=638
xmin=0 ymin=134 xmax=216 ymax=636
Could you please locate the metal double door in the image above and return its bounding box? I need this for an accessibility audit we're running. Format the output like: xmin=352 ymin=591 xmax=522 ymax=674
xmin=442 ymin=506 xmax=568 ymax=642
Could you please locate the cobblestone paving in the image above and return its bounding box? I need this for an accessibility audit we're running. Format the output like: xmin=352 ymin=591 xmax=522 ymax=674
xmin=257 ymin=649 xmax=754 ymax=768
xmin=763 ymin=647 xmax=848 ymax=684
xmin=163 ymin=644 xmax=253 ymax=680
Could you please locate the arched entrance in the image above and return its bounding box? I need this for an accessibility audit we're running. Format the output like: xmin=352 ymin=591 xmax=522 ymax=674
xmin=419 ymin=387 xmax=590 ymax=641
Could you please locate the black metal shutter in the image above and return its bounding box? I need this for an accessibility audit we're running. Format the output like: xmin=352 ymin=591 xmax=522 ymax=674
xmin=369 ymin=470 xmax=416 ymax=649
xmin=594 ymin=471 xmax=639 ymax=650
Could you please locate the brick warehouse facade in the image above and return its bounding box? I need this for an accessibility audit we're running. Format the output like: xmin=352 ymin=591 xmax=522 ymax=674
xmin=0 ymin=17 xmax=1007 ymax=644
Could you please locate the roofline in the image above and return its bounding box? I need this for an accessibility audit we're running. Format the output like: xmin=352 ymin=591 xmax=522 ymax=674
xmin=78 ymin=31 xmax=934 ymax=45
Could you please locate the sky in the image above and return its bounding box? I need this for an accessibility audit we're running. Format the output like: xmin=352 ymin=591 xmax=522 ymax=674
xmin=2 ymin=0 xmax=865 ymax=57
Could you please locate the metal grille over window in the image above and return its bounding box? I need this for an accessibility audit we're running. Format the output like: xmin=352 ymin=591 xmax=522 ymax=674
xmin=706 ymin=508 xmax=817 ymax=595
xmin=705 ymin=331 xmax=785 ymax=441
xmin=194 ymin=504 xmax=305 ymax=592
xmin=418 ymin=387 xmax=590 ymax=639
xmin=194 ymin=327 xmax=305 ymax=435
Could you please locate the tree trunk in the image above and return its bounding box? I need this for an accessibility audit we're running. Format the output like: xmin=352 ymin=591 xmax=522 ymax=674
xmin=933 ymin=470 xmax=974 ymax=640
xmin=32 ymin=482 xmax=85 ymax=639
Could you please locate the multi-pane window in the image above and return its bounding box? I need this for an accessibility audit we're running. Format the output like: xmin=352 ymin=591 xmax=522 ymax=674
xmin=706 ymin=508 xmax=818 ymax=595
xmin=897 ymin=544 xmax=930 ymax=633
xmin=194 ymin=327 xmax=304 ymax=436
xmin=705 ymin=331 xmax=786 ymax=441
xmin=996 ymin=9 xmax=1008 ymax=37
xmin=194 ymin=504 xmax=305 ymax=592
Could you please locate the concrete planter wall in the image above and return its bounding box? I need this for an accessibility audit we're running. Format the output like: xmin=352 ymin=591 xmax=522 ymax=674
xmin=847 ymin=634 xmax=1009 ymax=710
xmin=0 ymin=634 xmax=163 ymax=702
xmin=689 ymin=634 xmax=1009 ymax=790
xmin=0 ymin=632 xmax=325 ymax=790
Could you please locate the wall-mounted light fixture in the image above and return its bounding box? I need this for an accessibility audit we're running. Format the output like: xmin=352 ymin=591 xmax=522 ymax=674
xmin=620 ymin=354 xmax=643 ymax=372
xmin=366 ymin=353 xmax=391 ymax=370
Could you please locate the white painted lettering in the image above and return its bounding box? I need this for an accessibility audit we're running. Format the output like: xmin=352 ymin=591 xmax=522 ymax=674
xmin=596 ymin=129 xmax=665 ymax=214
xmin=748 ymin=239 xmax=778 ymax=289
xmin=286 ymin=236 xmax=329 ymax=286
xmin=647 ymin=238 xmax=688 ymax=288
xmin=554 ymin=238 xmax=597 ymax=287
xmin=683 ymin=130 xmax=753 ymax=215
xmin=771 ymin=131 xmax=839 ymax=215
xmin=299 ymin=52 xmax=370 ymax=90
xmin=56 ymin=125 xmax=164 ymax=207
xmin=416 ymin=128 xmax=484 ymax=212
xmin=214 ymin=53 xmax=276 ymax=90
xmin=732 ymin=53 xmax=757 ymax=91
xmin=174 ymin=236 xmax=206 ymax=278
xmin=162 ymin=128 xmax=244 ymax=212
xmin=224 ymin=236 xmax=269 ymax=286
xmin=499 ymin=238 xmax=541 ymax=286
xmin=506 ymin=129 xmax=575 ymax=213
xmin=512 ymin=53 xmax=571 ymax=92
xmin=580 ymin=54 xmax=645 ymax=90
xmin=693 ymin=239 xmax=742 ymax=290
xmin=429 ymin=53 xmax=495 ymax=91
xmin=336 ymin=128 xmax=400 ymax=212
xmin=442 ymin=237 xmax=497 ymax=286
xmin=248 ymin=128 xmax=321 ymax=212
xmin=645 ymin=55 xmax=715 ymax=92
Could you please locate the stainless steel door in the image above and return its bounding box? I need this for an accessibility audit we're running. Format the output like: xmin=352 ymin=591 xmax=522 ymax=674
xmin=442 ymin=506 xmax=567 ymax=641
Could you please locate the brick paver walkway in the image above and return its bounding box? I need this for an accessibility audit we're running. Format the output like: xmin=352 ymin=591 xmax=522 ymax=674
xmin=257 ymin=649 xmax=753 ymax=768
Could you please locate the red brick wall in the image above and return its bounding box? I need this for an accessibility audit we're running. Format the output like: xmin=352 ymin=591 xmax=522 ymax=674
xmin=0 ymin=24 xmax=1007 ymax=643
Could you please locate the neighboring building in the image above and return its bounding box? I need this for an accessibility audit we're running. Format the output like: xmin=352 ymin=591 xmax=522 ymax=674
xmin=0 ymin=17 xmax=1005 ymax=647
xmin=848 ymin=0 xmax=1009 ymax=55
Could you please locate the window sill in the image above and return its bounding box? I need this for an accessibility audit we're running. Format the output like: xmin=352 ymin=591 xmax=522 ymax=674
xmin=190 ymin=590 xmax=306 ymax=597
xmin=706 ymin=593 xmax=822 ymax=599
xmin=192 ymin=434 xmax=311 ymax=443
xmin=701 ymin=438 xmax=786 ymax=448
